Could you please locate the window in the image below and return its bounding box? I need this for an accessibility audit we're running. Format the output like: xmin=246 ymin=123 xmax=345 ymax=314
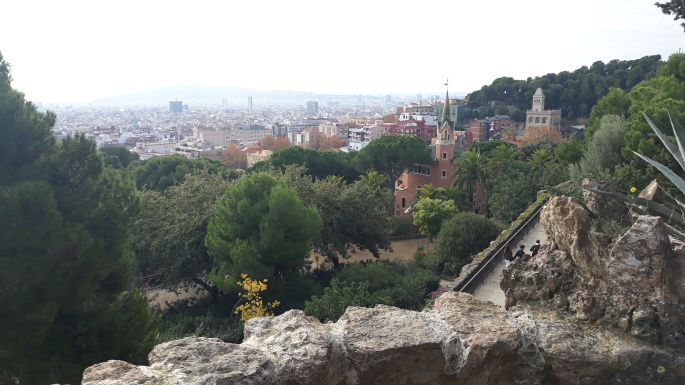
xmin=528 ymin=117 xmax=533 ymax=123
xmin=442 ymin=170 xmax=447 ymax=178
xmin=535 ymin=117 xmax=540 ymax=123
xmin=542 ymin=117 xmax=547 ymax=124
xmin=412 ymin=164 xmax=431 ymax=175
xmin=401 ymin=197 xmax=406 ymax=208
xmin=397 ymin=179 xmax=403 ymax=187
xmin=442 ymin=152 xmax=447 ymax=159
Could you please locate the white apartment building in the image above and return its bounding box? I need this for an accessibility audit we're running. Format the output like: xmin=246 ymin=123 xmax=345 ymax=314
xmin=347 ymin=125 xmax=384 ymax=151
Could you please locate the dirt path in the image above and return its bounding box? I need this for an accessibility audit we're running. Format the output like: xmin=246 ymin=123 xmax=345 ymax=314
xmin=148 ymin=238 xmax=431 ymax=309
xmin=310 ymin=238 xmax=431 ymax=268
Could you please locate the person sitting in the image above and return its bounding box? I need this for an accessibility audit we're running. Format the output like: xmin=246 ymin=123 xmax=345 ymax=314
xmin=530 ymin=240 xmax=541 ymax=257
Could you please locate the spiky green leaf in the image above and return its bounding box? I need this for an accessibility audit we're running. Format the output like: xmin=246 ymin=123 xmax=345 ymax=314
xmin=632 ymin=150 xmax=685 ymax=197
xmin=641 ymin=112 xmax=685 ymax=173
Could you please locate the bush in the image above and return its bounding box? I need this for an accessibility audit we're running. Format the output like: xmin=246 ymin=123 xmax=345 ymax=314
xmin=436 ymin=213 xmax=501 ymax=275
xmin=412 ymin=197 xmax=458 ymax=239
xmin=158 ymin=301 xmax=244 ymax=344
xmin=305 ymin=260 xmax=440 ymax=321
xmin=304 ymin=279 xmax=392 ymax=322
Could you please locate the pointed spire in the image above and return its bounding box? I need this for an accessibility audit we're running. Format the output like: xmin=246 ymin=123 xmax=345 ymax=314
xmin=442 ymin=78 xmax=451 ymax=127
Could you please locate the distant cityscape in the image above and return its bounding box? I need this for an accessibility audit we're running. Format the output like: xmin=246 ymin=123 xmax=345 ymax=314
xmin=52 ymin=84 xmax=577 ymax=168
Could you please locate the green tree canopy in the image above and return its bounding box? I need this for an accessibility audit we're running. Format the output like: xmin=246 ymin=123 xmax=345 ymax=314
xmin=584 ymin=53 xmax=685 ymax=190
xmin=656 ymin=0 xmax=685 ymax=31
xmin=129 ymin=155 xmax=236 ymax=191
xmin=355 ymin=135 xmax=433 ymax=190
xmin=412 ymin=197 xmax=458 ymax=239
xmin=436 ymin=213 xmax=501 ymax=275
xmin=465 ymin=55 xmax=663 ymax=121
xmin=281 ymin=169 xmax=392 ymax=264
xmin=570 ymin=115 xmax=628 ymax=187
xmin=100 ymin=146 xmax=140 ymax=168
xmin=452 ymin=150 xmax=486 ymax=211
xmin=252 ymin=146 xmax=360 ymax=182
xmin=554 ymin=139 xmax=584 ymax=165
xmin=132 ymin=171 xmax=232 ymax=297
xmin=0 ymin=52 xmax=157 ymax=384
xmin=205 ymin=172 xmax=321 ymax=296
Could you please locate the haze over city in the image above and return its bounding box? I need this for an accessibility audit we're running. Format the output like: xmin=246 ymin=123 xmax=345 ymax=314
xmin=1 ymin=0 xmax=683 ymax=103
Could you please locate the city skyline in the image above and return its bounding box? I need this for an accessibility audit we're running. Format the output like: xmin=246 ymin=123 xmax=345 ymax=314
xmin=1 ymin=0 xmax=682 ymax=103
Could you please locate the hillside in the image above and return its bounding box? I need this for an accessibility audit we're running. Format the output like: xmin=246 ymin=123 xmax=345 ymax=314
xmin=463 ymin=55 xmax=663 ymax=121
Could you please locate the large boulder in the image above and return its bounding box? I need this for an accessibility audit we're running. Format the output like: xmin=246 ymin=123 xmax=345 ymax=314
xmin=513 ymin=194 xmax=685 ymax=347
xmin=605 ymin=216 xmax=678 ymax=341
xmin=517 ymin=306 xmax=685 ymax=385
xmin=540 ymin=196 xmax=610 ymax=279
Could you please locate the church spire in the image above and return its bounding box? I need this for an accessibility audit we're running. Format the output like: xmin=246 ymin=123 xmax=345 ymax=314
xmin=442 ymin=78 xmax=451 ymax=127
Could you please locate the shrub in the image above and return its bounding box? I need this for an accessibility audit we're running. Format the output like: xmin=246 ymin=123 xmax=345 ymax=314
xmin=412 ymin=197 xmax=458 ymax=239
xmin=305 ymin=260 xmax=440 ymax=321
xmin=436 ymin=213 xmax=501 ymax=275
xmin=304 ymin=279 xmax=391 ymax=321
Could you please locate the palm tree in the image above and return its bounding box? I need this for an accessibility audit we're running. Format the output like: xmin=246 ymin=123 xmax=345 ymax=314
xmin=452 ymin=150 xmax=486 ymax=212
xmin=488 ymin=144 xmax=521 ymax=175
xmin=529 ymin=148 xmax=552 ymax=169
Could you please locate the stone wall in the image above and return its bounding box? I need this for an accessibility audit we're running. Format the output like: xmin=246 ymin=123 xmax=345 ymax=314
xmin=83 ymin=292 xmax=684 ymax=385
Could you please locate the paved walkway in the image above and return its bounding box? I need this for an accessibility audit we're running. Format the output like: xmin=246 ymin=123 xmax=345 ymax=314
xmin=472 ymin=221 xmax=548 ymax=307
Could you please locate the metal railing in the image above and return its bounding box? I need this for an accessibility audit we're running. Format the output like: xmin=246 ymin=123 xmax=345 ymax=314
xmin=453 ymin=203 xmax=546 ymax=293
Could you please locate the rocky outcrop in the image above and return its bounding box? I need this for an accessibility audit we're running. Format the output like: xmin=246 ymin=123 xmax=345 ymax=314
xmin=504 ymin=194 xmax=685 ymax=348
xmin=539 ymin=195 xmax=610 ymax=279
xmin=83 ymin=292 xmax=684 ymax=385
xmin=582 ymin=178 xmax=629 ymax=223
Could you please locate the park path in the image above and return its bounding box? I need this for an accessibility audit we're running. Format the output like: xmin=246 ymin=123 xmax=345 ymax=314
xmin=471 ymin=221 xmax=548 ymax=307
xmin=148 ymin=238 xmax=431 ymax=309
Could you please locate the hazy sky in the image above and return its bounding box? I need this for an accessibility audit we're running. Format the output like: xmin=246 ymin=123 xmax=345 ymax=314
xmin=1 ymin=0 xmax=682 ymax=103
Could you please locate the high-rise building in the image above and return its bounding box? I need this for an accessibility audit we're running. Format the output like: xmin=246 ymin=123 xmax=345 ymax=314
xmin=385 ymin=94 xmax=392 ymax=104
xmin=169 ymin=100 xmax=183 ymax=113
xmin=248 ymin=96 xmax=253 ymax=111
xmin=307 ymin=101 xmax=318 ymax=114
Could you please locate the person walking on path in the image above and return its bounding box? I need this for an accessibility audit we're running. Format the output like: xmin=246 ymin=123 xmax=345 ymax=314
xmin=530 ymin=240 xmax=541 ymax=257
xmin=514 ymin=245 xmax=525 ymax=261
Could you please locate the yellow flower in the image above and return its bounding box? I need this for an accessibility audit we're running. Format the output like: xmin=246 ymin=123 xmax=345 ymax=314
xmin=630 ymin=186 xmax=637 ymax=193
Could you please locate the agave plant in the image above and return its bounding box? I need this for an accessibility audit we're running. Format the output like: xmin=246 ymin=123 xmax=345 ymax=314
xmin=587 ymin=111 xmax=685 ymax=240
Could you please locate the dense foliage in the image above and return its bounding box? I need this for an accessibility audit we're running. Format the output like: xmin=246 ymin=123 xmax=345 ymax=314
xmin=252 ymin=146 xmax=359 ymax=182
xmin=205 ymin=172 xmax=322 ymax=298
xmin=304 ymin=260 xmax=439 ymax=321
xmin=129 ymin=155 xmax=236 ymax=191
xmin=0 ymin=53 xmax=157 ymax=385
xmin=356 ymin=135 xmax=433 ymax=190
xmin=436 ymin=213 xmax=501 ymax=275
xmin=412 ymin=197 xmax=458 ymax=239
xmin=100 ymin=146 xmax=140 ymax=168
xmin=132 ymin=171 xmax=232 ymax=296
xmin=582 ymin=53 xmax=685 ymax=190
xmin=449 ymin=141 xmax=569 ymax=223
xmin=281 ymin=168 xmax=392 ymax=264
xmin=464 ymin=55 xmax=663 ymax=121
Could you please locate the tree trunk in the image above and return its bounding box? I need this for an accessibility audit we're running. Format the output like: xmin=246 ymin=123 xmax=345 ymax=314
xmin=192 ymin=277 xmax=219 ymax=301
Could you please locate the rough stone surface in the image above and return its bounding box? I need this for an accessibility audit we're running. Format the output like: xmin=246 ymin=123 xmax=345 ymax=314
xmin=83 ymin=187 xmax=685 ymax=385
xmin=639 ymin=179 xmax=681 ymax=209
xmin=507 ymin=194 xmax=685 ymax=348
xmin=582 ymin=178 xmax=629 ymax=223
xmin=540 ymin=196 xmax=610 ymax=279
xmin=82 ymin=293 xmax=684 ymax=385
